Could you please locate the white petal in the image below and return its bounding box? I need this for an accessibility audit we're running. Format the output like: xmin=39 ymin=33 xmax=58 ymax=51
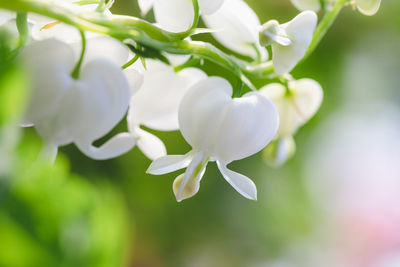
xmin=138 ymin=0 xmax=155 ymax=15
xmin=31 ymin=22 xmax=83 ymax=43
xmin=174 ymin=152 xmax=208 ymax=202
xmin=39 ymin=143 xmax=59 ymax=163
xmin=290 ymin=0 xmax=321 ymax=12
xmin=259 ymin=78 xmax=323 ymax=136
xmin=147 ymin=151 xmax=195 ymax=175
xmin=68 ymin=59 xmax=131 ymax=142
xmin=217 ymin=161 xmax=257 ymax=200
xmin=72 ymin=36 xmax=130 ymax=66
xmin=272 ymin=11 xmax=317 ymax=75
xmin=75 ymin=132 xmax=136 ymax=160
xmin=262 ymin=136 xmax=296 ymax=167
xmin=203 ymin=0 xmax=267 ymax=59
xmin=124 ymin=68 xmax=144 ymax=96
xmin=198 ymin=0 xmax=225 ymax=15
xmin=214 ymin=91 xmax=279 ymax=162
xmin=153 ymin=0 xmax=194 ymax=32
xmin=357 ymin=0 xmax=381 ymax=16
xmin=179 ymin=77 xmax=279 ymax=162
xmin=129 ymin=63 xmax=207 ymax=131
xmin=0 ymin=10 xmax=14 ymax=25
xmin=135 ymin=127 xmax=167 ymax=160
xmin=19 ymin=39 xmax=75 ymax=125
xmin=179 ymin=77 xmax=232 ymax=152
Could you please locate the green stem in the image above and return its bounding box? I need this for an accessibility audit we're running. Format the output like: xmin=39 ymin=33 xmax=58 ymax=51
xmin=304 ymin=0 xmax=349 ymax=60
xmin=122 ymin=54 xmax=139 ymax=69
xmin=0 ymin=0 xmax=272 ymax=83
xmin=16 ymin=12 xmax=28 ymax=47
xmin=174 ymin=56 xmax=202 ymax=72
xmin=71 ymin=31 xmax=86 ymax=79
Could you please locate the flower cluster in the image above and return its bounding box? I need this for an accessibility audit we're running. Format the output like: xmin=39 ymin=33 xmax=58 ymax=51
xmin=0 ymin=0 xmax=380 ymax=201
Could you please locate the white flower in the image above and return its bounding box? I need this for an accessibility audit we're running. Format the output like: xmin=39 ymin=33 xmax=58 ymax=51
xmin=259 ymin=78 xmax=323 ymax=138
xmin=30 ymin=0 xmax=112 ymax=43
xmin=139 ymin=0 xmax=225 ymax=32
xmin=291 ymin=0 xmax=322 ymax=12
xmin=147 ymin=77 xmax=279 ymax=202
xmin=20 ymin=39 xmax=138 ymax=160
xmin=126 ymin=59 xmax=207 ymax=160
xmin=290 ymin=0 xmax=381 ymax=16
xmin=260 ymin=11 xmax=317 ymax=75
xmin=202 ymin=0 xmax=268 ymax=59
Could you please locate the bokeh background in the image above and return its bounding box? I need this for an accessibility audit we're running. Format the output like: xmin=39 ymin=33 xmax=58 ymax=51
xmin=1 ymin=0 xmax=400 ymax=266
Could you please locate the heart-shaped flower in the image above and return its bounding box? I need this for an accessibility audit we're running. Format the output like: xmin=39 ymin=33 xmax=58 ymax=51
xmin=126 ymin=59 xmax=207 ymax=160
xmin=20 ymin=39 xmax=138 ymax=160
xmin=202 ymin=0 xmax=268 ymax=60
xmin=30 ymin=0 xmax=112 ymax=43
xmin=259 ymin=78 xmax=323 ymax=138
xmin=139 ymin=0 xmax=225 ymax=32
xmin=147 ymin=77 xmax=279 ymax=202
xmin=260 ymin=11 xmax=317 ymax=75
xmin=259 ymin=78 xmax=322 ymax=166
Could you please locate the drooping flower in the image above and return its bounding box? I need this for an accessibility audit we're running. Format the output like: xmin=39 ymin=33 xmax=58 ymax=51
xmin=259 ymin=78 xmax=322 ymax=165
xmin=147 ymin=77 xmax=279 ymax=202
xmin=202 ymin=0 xmax=268 ymax=59
xmin=259 ymin=11 xmax=317 ymax=75
xmin=19 ymin=39 xmax=138 ymax=160
xmin=290 ymin=0 xmax=381 ymax=16
xmin=138 ymin=0 xmax=225 ymax=32
xmin=126 ymin=59 xmax=207 ymax=160
xmin=290 ymin=0 xmax=322 ymax=12
xmin=260 ymin=78 xmax=323 ymax=137
xmin=30 ymin=0 xmax=112 ymax=43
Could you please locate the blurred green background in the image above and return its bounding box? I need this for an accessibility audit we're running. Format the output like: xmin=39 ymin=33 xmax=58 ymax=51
xmin=1 ymin=0 xmax=400 ymax=266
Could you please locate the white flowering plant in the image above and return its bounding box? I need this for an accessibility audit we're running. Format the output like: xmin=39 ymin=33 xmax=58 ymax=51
xmin=0 ymin=0 xmax=380 ymax=202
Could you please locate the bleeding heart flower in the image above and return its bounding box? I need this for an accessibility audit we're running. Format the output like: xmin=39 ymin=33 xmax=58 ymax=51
xmin=260 ymin=11 xmax=317 ymax=75
xmin=259 ymin=78 xmax=322 ymax=166
xmin=30 ymin=0 xmax=112 ymax=43
xmin=19 ymin=39 xmax=138 ymax=160
xmin=259 ymin=78 xmax=323 ymax=138
xmin=147 ymin=77 xmax=279 ymax=202
xmin=202 ymin=0 xmax=268 ymax=60
xmin=126 ymin=59 xmax=207 ymax=160
xmin=138 ymin=0 xmax=225 ymax=32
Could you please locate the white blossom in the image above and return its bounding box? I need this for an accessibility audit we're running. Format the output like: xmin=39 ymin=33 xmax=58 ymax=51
xmin=126 ymin=59 xmax=207 ymax=160
xmin=30 ymin=0 xmax=112 ymax=43
xmin=20 ymin=39 xmax=138 ymax=160
xmin=139 ymin=0 xmax=224 ymax=32
xmin=147 ymin=77 xmax=279 ymax=201
xmin=291 ymin=0 xmax=322 ymax=12
xmin=260 ymin=11 xmax=317 ymax=75
xmin=202 ymin=0 xmax=268 ymax=59
xmin=259 ymin=78 xmax=323 ymax=138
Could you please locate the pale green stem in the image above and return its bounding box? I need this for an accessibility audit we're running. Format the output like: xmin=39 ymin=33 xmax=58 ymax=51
xmin=303 ymin=0 xmax=349 ymax=60
xmin=0 ymin=0 xmax=347 ymax=90
xmin=16 ymin=12 xmax=28 ymax=47
xmin=71 ymin=31 xmax=86 ymax=79
xmin=122 ymin=54 xmax=139 ymax=69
